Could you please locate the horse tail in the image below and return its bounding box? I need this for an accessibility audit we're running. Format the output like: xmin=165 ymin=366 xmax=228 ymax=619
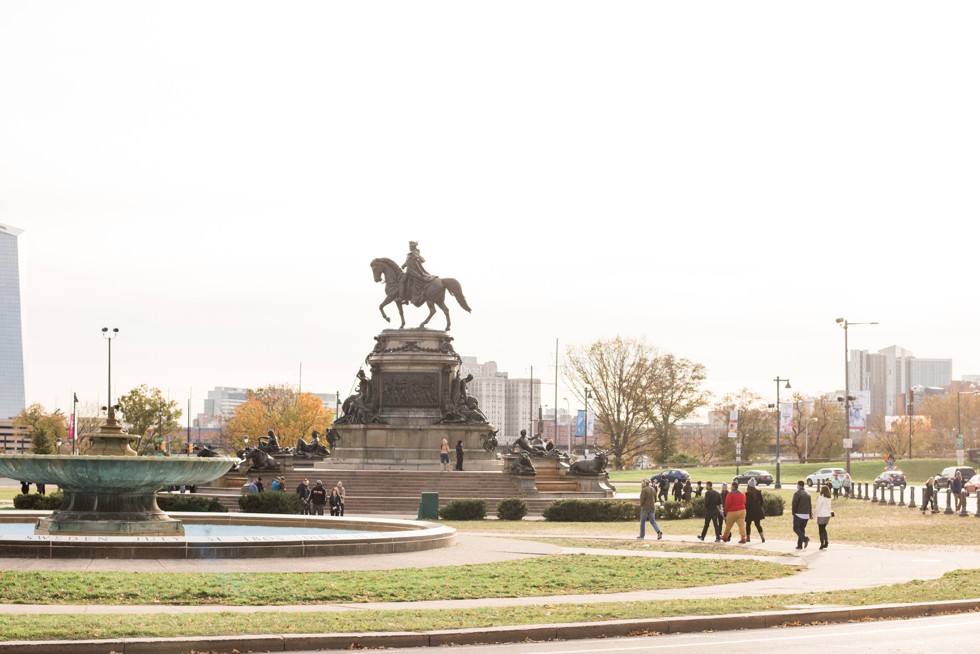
xmin=443 ymin=278 xmax=472 ymax=313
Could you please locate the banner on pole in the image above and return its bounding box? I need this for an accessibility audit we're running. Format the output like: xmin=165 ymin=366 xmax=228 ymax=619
xmin=727 ymin=409 xmax=738 ymax=439
xmin=848 ymin=390 xmax=869 ymax=430
xmin=779 ymin=402 xmax=794 ymax=434
xmin=575 ymin=410 xmax=595 ymax=438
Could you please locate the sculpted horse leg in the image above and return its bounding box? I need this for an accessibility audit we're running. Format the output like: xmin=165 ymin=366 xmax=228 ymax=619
xmin=419 ymin=301 xmax=437 ymax=329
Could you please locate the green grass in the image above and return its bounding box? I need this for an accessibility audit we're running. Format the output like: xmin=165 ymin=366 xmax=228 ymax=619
xmin=515 ymin=537 xmax=794 ymax=556
xmin=609 ymin=458 xmax=963 ymax=485
xmin=0 ymin=555 xmax=795 ymax=605
xmin=1 ymin=568 xmax=978 ymax=641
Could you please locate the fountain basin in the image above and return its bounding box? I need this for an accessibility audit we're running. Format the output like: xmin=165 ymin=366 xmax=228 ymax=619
xmin=0 ymin=454 xmax=237 ymax=536
xmin=0 ymin=512 xmax=457 ymax=558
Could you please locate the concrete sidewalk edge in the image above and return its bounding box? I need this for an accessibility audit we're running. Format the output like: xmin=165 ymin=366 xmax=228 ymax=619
xmin=1 ymin=598 xmax=978 ymax=653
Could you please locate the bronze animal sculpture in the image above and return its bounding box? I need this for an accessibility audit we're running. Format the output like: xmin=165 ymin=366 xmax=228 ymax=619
xmin=567 ymin=449 xmax=609 ymax=475
xmin=370 ymin=257 xmax=471 ymax=331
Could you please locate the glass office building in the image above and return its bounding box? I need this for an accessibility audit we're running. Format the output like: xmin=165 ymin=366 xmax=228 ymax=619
xmin=0 ymin=223 xmax=25 ymax=419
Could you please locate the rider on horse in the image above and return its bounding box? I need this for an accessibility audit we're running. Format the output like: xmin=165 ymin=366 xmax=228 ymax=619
xmin=400 ymin=241 xmax=436 ymax=307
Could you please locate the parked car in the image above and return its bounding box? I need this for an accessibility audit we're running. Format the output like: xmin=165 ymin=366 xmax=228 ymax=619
xmin=805 ymin=467 xmax=848 ymax=487
xmin=733 ymin=469 xmax=774 ymax=486
xmin=655 ymin=468 xmax=690 ymax=483
xmin=874 ymin=470 xmax=907 ymax=489
xmin=964 ymin=474 xmax=980 ymax=494
xmin=934 ymin=466 xmax=977 ymax=490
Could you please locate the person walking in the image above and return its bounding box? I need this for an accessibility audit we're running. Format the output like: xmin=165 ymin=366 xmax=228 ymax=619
xmin=922 ymin=477 xmax=939 ymax=513
xmin=682 ymin=479 xmax=692 ymax=502
xmin=694 ymin=481 xmax=703 ymax=498
xmin=721 ymin=481 xmax=747 ymax=543
xmin=329 ymin=488 xmax=343 ymax=516
xmin=672 ymin=479 xmax=683 ymax=502
xmin=637 ymin=478 xmax=664 ymax=540
xmin=744 ymin=478 xmax=766 ymax=543
xmin=831 ymin=472 xmax=842 ymax=499
xmin=842 ymin=473 xmax=852 ymax=499
xmin=815 ymin=483 xmax=833 ymax=549
xmin=658 ymin=475 xmax=669 ymax=502
xmin=296 ymin=478 xmax=311 ymax=515
xmin=335 ymin=481 xmax=346 ymax=516
xmin=308 ymin=480 xmax=328 ymax=515
xmin=439 ymin=438 xmax=451 ymax=472
xmin=951 ymin=471 xmax=965 ymax=512
xmin=792 ymin=480 xmax=813 ymax=549
xmin=697 ymin=481 xmax=723 ymax=542
xmin=454 ymin=440 xmax=464 ymax=471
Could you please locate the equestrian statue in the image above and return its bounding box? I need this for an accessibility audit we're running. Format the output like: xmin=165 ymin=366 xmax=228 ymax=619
xmin=371 ymin=241 xmax=471 ymax=331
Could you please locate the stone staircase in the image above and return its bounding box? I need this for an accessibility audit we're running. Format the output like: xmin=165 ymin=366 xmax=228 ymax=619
xmin=191 ymin=468 xmax=615 ymax=516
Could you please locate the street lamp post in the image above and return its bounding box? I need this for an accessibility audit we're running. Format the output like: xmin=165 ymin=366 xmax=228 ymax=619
xmin=101 ymin=327 xmax=119 ymax=409
xmin=773 ymin=377 xmax=791 ymax=489
xmin=563 ymin=397 xmax=571 ymax=455
xmin=71 ymin=392 xmax=79 ymax=456
xmin=584 ymin=388 xmax=592 ymax=459
xmin=835 ymin=318 xmax=878 ymax=474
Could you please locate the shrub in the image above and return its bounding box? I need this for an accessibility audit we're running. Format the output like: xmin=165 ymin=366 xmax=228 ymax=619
xmin=496 ymin=498 xmax=527 ymax=521
xmin=656 ymin=500 xmax=688 ymax=520
xmin=13 ymin=492 xmax=64 ymax=510
xmin=438 ymin=498 xmax=487 ymax=520
xmin=542 ymin=499 xmax=637 ymax=522
xmin=238 ymin=492 xmax=307 ymax=514
xmin=762 ymin=492 xmax=784 ymax=516
xmin=157 ymin=494 xmax=228 ymax=513
xmin=690 ymin=495 xmax=705 ymax=518
xmin=667 ymin=453 xmax=699 ymax=466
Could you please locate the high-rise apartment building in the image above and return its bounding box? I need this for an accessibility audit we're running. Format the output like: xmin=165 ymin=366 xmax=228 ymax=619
xmin=460 ymin=356 xmax=542 ymax=444
xmin=0 ymin=224 xmax=25 ymax=420
xmin=849 ymin=345 xmax=952 ymax=417
xmin=196 ymin=386 xmax=339 ymax=428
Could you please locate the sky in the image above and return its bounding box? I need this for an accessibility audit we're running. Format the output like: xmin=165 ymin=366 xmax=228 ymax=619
xmin=2 ymin=2 xmax=979 ymax=423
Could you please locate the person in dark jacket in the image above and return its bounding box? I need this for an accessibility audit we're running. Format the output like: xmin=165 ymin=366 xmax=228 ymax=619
xmin=791 ymin=480 xmax=813 ymax=549
xmin=697 ymin=481 xmax=723 ymax=542
xmin=951 ymin=471 xmax=965 ymax=512
xmin=744 ymin=478 xmax=766 ymax=543
xmin=658 ymin=475 xmax=669 ymax=502
xmin=455 ymin=440 xmax=464 ymax=471
xmin=672 ymin=479 xmax=683 ymax=501
xmin=682 ymin=479 xmax=692 ymax=502
xmin=328 ymin=488 xmax=343 ymax=516
xmin=921 ymin=477 xmax=939 ymax=513
xmin=308 ymin=480 xmax=328 ymax=516
xmin=694 ymin=481 xmax=703 ymax=497
xmin=296 ymin=479 xmax=311 ymax=515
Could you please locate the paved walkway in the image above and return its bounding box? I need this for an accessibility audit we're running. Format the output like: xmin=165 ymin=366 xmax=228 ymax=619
xmin=3 ymin=531 xmax=980 ymax=615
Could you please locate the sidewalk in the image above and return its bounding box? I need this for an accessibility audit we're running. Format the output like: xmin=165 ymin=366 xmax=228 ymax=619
xmin=2 ymin=532 xmax=980 ymax=615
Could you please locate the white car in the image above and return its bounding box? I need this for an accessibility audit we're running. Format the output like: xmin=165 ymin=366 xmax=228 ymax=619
xmin=806 ymin=467 xmax=848 ymax=487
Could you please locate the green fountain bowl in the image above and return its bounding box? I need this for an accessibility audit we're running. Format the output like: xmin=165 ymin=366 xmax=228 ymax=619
xmin=0 ymin=454 xmax=237 ymax=492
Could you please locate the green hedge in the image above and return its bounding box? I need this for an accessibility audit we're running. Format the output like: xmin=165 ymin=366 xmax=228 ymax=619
xmin=762 ymin=492 xmax=784 ymax=516
xmin=238 ymin=492 xmax=307 ymax=514
xmin=438 ymin=499 xmax=487 ymax=520
xmin=542 ymin=499 xmax=638 ymax=522
xmin=656 ymin=500 xmax=689 ymax=520
xmin=157 ymin=494 xmax=228 ymax=513
xmin=690 ymin=496 xmax=706 ymax=518
xmin=12 ymin=492 xmax=64 ymax=510
xmin=495 ymin=498 xmax=528 ymax=521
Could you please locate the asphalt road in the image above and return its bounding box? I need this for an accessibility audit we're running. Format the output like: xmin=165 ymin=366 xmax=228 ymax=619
xmin=286 ymin=611 xmax=980 ymax=653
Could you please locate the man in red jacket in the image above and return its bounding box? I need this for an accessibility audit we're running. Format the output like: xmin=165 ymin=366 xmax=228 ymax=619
xmin=721 ymin=480 xmax=747 ymax=543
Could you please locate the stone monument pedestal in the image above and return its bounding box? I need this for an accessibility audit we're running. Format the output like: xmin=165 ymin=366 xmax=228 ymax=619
xmin=329 ymin=328 xmax=500 ymax=470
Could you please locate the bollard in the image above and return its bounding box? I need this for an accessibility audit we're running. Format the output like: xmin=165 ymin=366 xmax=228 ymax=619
xmin=959 ymin=491 xmax=969 ymax=517
xmin=871 ymin=485 xmax=878 ymax=503
xmin=888 ymin=484 xmax=896 ymax=506
xmin=865 ymin=482 xmax=871 ymax=500
xmin=975 ymin=490 xmax=980 ymax=518
xmin=908 ymin=486 xmax=917 ymax=509
xmin=898 ymin=485 xmax=905 ymax=506
xmin=855 ymin=483 xmax=861 ymax=500
xmin=944 ymin=487 xmax=954 ymax=515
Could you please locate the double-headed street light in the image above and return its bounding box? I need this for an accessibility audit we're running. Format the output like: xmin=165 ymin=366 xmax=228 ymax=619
xmin=835 ymin=318 xmax=878 ymax=474
xmin=773 ymin=377 xmax=791 ymax=489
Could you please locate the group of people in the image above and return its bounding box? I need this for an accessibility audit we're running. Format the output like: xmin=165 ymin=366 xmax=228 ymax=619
xmin=439 ymin=438 xmax=465 ymax=471
xmin=18 ymin=481 xmax=45 ymax=495
xmin=637 ymin=476 xmax=835 ymax=551
xmin=296 ymin=478 xmax=346 ymax=516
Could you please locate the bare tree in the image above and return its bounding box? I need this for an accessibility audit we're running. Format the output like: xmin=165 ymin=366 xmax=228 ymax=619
xmin=641 ymin=353 xmax=710 ymax=462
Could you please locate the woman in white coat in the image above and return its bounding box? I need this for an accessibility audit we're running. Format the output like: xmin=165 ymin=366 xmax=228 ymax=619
xmin=815 ymin=484 xmax=833 ymax=550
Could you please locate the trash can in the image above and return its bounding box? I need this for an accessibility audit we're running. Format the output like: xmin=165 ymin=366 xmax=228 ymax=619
xmin=418 ymin=492 xmax=439 ymax=519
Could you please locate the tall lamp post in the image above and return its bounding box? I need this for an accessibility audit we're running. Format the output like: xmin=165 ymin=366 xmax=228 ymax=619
xmin=71 ymin=392 xmax=79 ymax=455
xmin=584 ymin=388 xmax=592 ymax=458
xmin=773 ymin=377 xmax=791 ymax=489
xmin=563 ymin=397 xmax=571 ymax=455
xmin=957 ymin=391 xmax=979 ymax=464
xmin=101 ymin=327 xmax=119 ymax=410
xmin=835 ymin=318 xmax=878 ymax=474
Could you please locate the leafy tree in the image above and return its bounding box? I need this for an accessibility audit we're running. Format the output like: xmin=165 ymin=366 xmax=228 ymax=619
xmin=715 ymin=390 xmax=773 ymax=462
xmin=782 ymin=397 xmax=845 ymax=463
xmin=641 ymin=353 xmax=709 ymax=462
xmin=563 ymin=337 xmax=709 ymax=469
xmin=14 ymin=404 xmax=67 ymax=455
xmin=116 ymin=385 xmax=183 ymax=449
xmin=224 ymin=384 xmax=332 ymax=451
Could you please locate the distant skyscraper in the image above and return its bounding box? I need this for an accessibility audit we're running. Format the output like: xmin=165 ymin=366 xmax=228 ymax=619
xmin=0 ymin=223 xmax=26 ymax=419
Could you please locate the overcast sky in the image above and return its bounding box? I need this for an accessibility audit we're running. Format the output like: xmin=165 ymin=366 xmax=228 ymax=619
xmin=2 ymin=2 xmax=978 ymax=422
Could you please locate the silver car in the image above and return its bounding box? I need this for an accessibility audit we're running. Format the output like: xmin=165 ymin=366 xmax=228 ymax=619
xmin=805 ymin=467 xmax=848 ymax=487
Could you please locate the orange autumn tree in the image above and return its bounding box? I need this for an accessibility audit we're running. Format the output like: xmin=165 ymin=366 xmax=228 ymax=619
xmin=224 ymin=384 xmax=334 ymax=451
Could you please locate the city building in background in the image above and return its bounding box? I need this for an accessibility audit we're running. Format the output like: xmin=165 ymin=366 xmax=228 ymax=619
xmin=0 ymin=419 xmax=29 ymax=453
xmin=459 ymin=356 xmax=543 ymax=444
xmin=848 ymin=345 xmax=952 ymax=417
xmin=0 ymin=223 xmax=25 ymax=420
xmin=195 ymin=386 xmax=337 ymax=428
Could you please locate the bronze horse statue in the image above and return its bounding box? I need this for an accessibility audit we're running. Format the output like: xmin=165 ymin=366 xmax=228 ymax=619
xmin=370 ymin=257 xmax=471 ymax=331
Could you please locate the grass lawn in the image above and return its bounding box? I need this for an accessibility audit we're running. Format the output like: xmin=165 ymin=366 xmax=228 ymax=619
xmin=0 ymin=555 xmax=795 ymax=605
xmin=608 ymin=458 xmax=966 ymax=485
xmin=1 ymin=568 xmax=979 ymax=641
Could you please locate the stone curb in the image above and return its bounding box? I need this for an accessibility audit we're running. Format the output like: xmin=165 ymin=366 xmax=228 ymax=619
xmin=1 ymin=598 xmax=978 ymax=653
